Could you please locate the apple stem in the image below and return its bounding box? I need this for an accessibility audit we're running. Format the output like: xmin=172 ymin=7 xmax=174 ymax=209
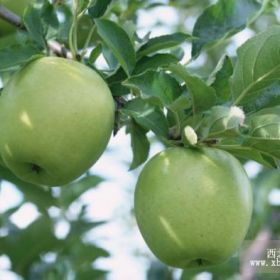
xmin=31 ymin=164 xmax=41 ymax=174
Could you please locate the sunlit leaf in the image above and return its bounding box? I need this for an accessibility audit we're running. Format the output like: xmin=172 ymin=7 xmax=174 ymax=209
xmin=124 ymin=70 xmax=183 ymax=106
xmin=23 ymin=6 xmax=47 ymax=49
xmin=192 ymin=0 xmax=262 ymax=57
xmin=232 ymin=26 xmax=280 ymax=110
xmin=0 ymin=45 xmax=42 ymax=72
xmin=122 ymin=98 xmax=169 ymax=137
xmin=208 ymin=55 xmax=233 ymax=103
xmin=169 ymin=64 xmax=216 ymax=114
xmin=95 ymin=19 xmax=136 ymax=75
xmin=137 ymin=33 xmax=192 ymax=58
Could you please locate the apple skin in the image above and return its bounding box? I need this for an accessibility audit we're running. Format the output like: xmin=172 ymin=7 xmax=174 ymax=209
xmin=134 ymin=147 xmax=252 ymax=269
xmin=0 ymin=57 xmax=114 ymax=186
xmin=0 ymin=0 xmax=33 ymax=37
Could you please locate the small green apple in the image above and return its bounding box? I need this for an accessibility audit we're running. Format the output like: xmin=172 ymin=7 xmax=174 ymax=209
xmin=0 ymin=56 xmax=114 ymax=186
xmin=135 ymin=147 xmax=252 ymax=268
xmin=0 ymin=0 xmax=33 ymax=37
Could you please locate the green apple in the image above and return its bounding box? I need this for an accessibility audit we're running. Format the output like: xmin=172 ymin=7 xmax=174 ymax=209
xmin=0 ymin=0 xmax=33 ymax=37
xmin=0 ymin=56 xmax=114 ymax=186
xmin=135 ymin=147 xmax=252 ymax=268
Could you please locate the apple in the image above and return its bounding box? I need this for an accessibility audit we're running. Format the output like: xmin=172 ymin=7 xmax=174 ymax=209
xmin=0 ymin=56 xmax=114 ymax=186
xmin=0 ymin=0 xmax=33 ymax=37
xmin=134 ymin=147 xmax=252 ymax=268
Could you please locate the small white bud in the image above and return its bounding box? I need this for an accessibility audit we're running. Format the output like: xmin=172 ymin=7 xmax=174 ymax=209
xmin=183 ymin=126 xmax=198 ymax=146
xmin=229 ymin=106 xmax=245 ymax=125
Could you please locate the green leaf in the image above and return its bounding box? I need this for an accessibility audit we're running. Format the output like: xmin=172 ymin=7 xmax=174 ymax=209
xmin=0 ymin=45 xmax=42 ymax=72
xmin=137 ymin=33 xmax=192 ymax=58
xmin=106 ymin=67 xmax=129 ymax=96
xmin=23 ymin=6 xmax=47 ymax=49
xmin=41 ymin=1 xmax=59 ymax=30
xmin=218 ymin=144 xmax=277 ymax=168
xmin=95 ymin=19 xmax=136 ymax=75
xmin=63 ymin=241 xmax=109 ymax=268
xmin=208 ymin=55 xmax=233 ymax=103
xmin=243 ymin=136 xmax=280 ymax=160
xmin=102 ymin=43 xmax=119 ymax=69
xmin=60 ymin=175 xmax=103 ymax=208
xmin=122 ymin=98 xmax=169 ymax=137
xmin=169 ymin=64 xmax=216 ymax=114
xmin=89 ymin=0 xmax=112 ymax=18
xmin=198 ymin=105 xmax=245 ymax=138
xmin=109 ymin=82 xmax=130 ymax=96
xmin=169 ymin=46 xmax=185 ymax=61
xmin=0 ymin=216 xmax=60 ymax=276
xmin=56 ymin=4 xmax=73 ymax=44
xmin=68 ymin=220 xmax=104 ymax=238
xmin=124 ymin=70 xmax=182 ymax=106
xmin=128 ymin=120 xmax=150 ymax=170
xmin=77 ymin=0 xmax=91 ymax=13
xmin=232 ymin=26 xmax=280 ymax=109
xmin=242 ymin=106 xmax=280 ymax=161
xmin=223 ymin=128 xmax=280 ymax=167
xmin=133 ymin=53 xmax=179 ymax=75
xmin=192 ymin=0 xmax=261 ymax=57
xmin=246 ymin=106 xmax=280 ymax=138
xmin=76 ymin=269 xmax=107 ymax=280
xmin=88 ymin=43 xmax=102 ymax=64
xmin=215 ymin=106 xmax=280 ymax=168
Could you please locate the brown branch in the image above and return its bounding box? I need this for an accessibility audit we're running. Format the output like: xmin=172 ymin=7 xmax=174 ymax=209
xmin=0 ymin=4 xmax=71 ymax=58
xmin=0 ymin=5 xmax=25 ymax=29
xmin=241 ymin=229 xmax=272 ymax=280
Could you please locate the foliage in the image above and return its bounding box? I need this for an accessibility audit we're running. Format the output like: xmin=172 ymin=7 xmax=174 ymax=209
xmin=0 ymin=0 xmax=280 ymax=279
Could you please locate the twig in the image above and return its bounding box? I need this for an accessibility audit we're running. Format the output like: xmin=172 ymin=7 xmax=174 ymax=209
xmin=47 ymin=40 xmax=70 ymax=58
xmin=241 ymin=229 xmax=271 ymax=280
xmin=0 ymin=5 xmax=25 ymax=29
xmin=0 ymin=4 xmax=71 ymax=58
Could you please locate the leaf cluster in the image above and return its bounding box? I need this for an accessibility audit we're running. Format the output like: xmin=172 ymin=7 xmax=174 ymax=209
xmin=0 ymin=165 xmax=108 ymax=279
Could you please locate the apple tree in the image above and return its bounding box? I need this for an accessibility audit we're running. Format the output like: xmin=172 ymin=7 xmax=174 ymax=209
xmin=0 ymin=0 xmax=280 ymax=279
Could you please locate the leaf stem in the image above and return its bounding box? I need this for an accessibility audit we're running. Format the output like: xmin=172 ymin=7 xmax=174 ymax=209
xmin=170 ymin=109 xmax=181 ymax=138
xmin=69 ymin=0 xmax=80 ymax=60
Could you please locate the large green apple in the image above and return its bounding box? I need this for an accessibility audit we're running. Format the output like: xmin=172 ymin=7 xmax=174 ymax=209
xmin=135 ymin=147 xmax=252 ymax=268
xmin=0 ymin=0 xmax=33 ymax=37
xmin=0 ymin=56 xmax=114 ymax=186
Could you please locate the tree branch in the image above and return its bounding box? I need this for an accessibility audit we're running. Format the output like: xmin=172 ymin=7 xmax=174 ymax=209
xmin=0 ymin=4 xmax=71 ymax=58
xmin=0 ymin=5 xmax=25 ymax=29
